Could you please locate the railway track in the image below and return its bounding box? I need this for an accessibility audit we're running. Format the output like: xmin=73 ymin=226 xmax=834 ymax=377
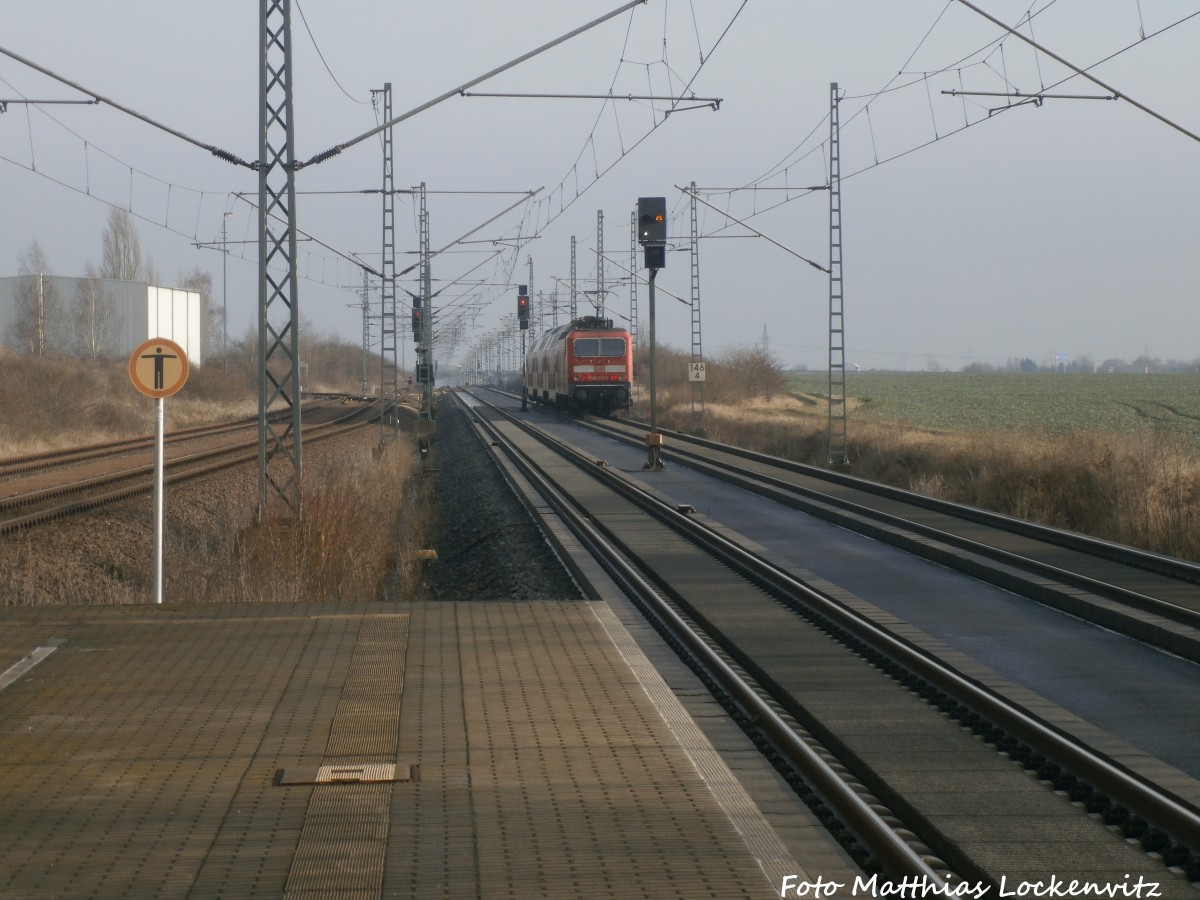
xmin=582 ymin=414 xmax=1200 ymax=662
xmin=0 ymin=395 xmax=380 ymax=534
xmin=458 ymin=388 xmax=1200 ymax=892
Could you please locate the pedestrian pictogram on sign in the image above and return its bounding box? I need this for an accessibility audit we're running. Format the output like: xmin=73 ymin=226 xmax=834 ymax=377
xmin=129 ymin=338 xmax=189 ymax=398
xmin=127 ymin=337 xmax=189 ymax=605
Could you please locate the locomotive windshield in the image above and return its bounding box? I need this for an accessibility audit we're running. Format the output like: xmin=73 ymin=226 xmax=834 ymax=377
xmin=573 ymin=337 xmax=626 ymax=358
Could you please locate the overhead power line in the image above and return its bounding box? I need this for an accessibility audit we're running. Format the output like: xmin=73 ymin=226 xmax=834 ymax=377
xmin=683 ymin=1 xmax=1199 ymax=244
xmin=297 ymin=0 xmax=651 ymax=168
xmin=942 ymin=89 xmax=1116 ymax=102
xmin=677 ymin=184 xmax=829 ymax=274
xmin=953 ymin=0 xmax=1200 ymax=144
xmin=459 ymin=90 xmax=721 ymax=109
xmin=293 ymin=0 xmax=370 ymax=105
xmin=395 ymin=188 xmax=543 ymax=277
xmin=0 ymin=44 xmax=256 ymax=167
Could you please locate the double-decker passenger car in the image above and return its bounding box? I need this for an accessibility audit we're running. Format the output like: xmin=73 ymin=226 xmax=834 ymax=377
xmin=525 ymin=316 xmax=633 ymax=415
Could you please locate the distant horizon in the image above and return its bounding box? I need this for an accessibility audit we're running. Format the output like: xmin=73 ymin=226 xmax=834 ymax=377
xmin=786 ymin=360 xmax=1200 ymax=374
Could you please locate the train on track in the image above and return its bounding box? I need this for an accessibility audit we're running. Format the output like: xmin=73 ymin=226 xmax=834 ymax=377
xmin=525 ymin=316 xmax=633 ymax=416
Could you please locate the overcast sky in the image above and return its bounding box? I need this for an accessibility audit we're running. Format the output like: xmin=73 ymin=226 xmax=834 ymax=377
xmin=2 ymin=0 xmax=1197 ymax=371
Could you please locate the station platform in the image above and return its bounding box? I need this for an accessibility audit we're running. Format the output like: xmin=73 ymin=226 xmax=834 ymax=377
xmin=0 ymin=599 xmax=856 ymax=898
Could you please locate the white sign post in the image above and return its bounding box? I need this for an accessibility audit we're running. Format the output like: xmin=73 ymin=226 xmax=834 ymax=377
xmin=688 ymin=361 xmax=706 ymax=382
xmin=128 ymin=338 xmax=189 ymax=604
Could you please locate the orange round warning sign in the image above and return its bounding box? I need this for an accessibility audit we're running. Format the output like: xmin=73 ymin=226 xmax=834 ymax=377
xmin=129 ymin=338 xmax=189 ymax=398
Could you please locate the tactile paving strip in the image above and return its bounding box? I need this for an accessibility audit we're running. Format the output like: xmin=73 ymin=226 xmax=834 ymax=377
xmin=277 ymin=763 xmax=411 ymax=785
xmin=387 ymin=601 xmax=776 ymax=898
xmin=282 ymin=613 xmax=408 ymax=898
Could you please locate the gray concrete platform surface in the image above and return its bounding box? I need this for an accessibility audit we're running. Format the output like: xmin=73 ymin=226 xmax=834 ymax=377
xmin=0 ymin=601 xmax=847 ymax=898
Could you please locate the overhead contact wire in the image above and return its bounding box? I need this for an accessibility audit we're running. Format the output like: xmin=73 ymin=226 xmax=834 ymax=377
xmin=294 ymin=0 xmax=370 ymax=105
xmin=298 ymin=0 xmax=651 ymax=168
xmin=953 ymin=0 xmax=1200 ymax=144
xmin=0 ymin=44 xmax=255 ymax=168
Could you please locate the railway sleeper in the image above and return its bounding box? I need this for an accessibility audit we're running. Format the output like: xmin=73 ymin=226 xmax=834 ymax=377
xmin=597 ymin=544 xmax=925 ymax=874
xmin=470 ymin=390 xmax=1200 ymax=889
xmin=733 ymin=565 xmax=1200 ymax=884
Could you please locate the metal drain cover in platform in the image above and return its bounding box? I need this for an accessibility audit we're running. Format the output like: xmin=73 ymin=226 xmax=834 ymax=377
xmin=276 ymin=763 xmax=416 ymax=785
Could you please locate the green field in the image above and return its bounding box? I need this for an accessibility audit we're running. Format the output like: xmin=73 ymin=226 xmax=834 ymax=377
xmin=787 ymin=372 xmax=1200 ymax=439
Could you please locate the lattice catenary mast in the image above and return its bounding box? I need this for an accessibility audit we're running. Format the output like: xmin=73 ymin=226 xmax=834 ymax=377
xmin=570 ymin=236 xmax=578 ymax=320
xmin=689 ymin=181 xmax=705 ymax=434
xmin=596 ymin=210 xmax=605 ymax=317
xmin=629 ymin=212 xmax=639 ymax=352
xmin=827 ymin=82 xmax=849 ymax=466
xmin=418 ymin=183 xmax=433 ymax=419
xmin=257 ymin=0 xmax=303 ymax=517
xmin=377 ymin=83 xmax=400 ymax=443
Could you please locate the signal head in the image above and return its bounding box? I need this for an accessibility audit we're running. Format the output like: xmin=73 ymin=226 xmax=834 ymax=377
xmin=637 ymin=196 xmax=666 ymax=245
xmin=517 ymin=285 xmax=530 ymax=329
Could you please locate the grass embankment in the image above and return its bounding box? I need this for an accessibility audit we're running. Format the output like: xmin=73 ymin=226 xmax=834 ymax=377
xmin=168 ymin=439 xmax=431 ymax=604
xmin=0 ymin=353 xmax=433 ymax=605
xmin=0 ymin=354 xmax=258 ymax=455
xmin=642 ymin=354 xmax=1200 ymax=563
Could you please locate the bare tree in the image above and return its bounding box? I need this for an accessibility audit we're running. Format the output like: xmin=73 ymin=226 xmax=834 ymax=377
xmin=73 ymin=262 xmax=118 ymax=360
xmin=13 ymin=241 xmax=64 ymax=356
xmin=720 ymin=345 xmax=786 ymax=402
xmin=100 ymin=208 xmax=143 ymax=281
xmin=17 ymin=241 xmax=52 ymax=277
xmin=177 ymin=266 xmax=216 ymax=362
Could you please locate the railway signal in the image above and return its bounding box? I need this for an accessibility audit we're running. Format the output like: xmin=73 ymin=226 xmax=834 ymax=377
xmin=637 ymin=197 xmax=667 ymax=471
xmin=517 ymin=284 xmax=531 ymax=407
xmin=637 ymin=196 xmax=666 ymax=243
xmin=517 ymin=285 xmax=530 ymax=330
xmin=637 ymin=196 xmax=667 ymax=271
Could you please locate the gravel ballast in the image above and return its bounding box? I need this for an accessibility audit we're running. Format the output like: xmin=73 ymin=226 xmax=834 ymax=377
xmin=422 ymin=398 xmax=581 ymax=602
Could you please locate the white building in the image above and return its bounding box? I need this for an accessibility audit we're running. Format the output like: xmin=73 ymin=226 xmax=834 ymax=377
xmin=0 ymin=275 xmax=203 ymax=365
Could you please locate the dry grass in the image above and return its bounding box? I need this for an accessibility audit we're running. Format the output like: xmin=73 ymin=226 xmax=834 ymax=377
xmin=169 ymin=439 xmax=429 ymax=604
xmin=0 ymin=356 xmax=258 ymax=456
xmin=639 ymin=345 xmax=1200 ymax=561
xmin=0 ymin=354 xmax=432 ymax=606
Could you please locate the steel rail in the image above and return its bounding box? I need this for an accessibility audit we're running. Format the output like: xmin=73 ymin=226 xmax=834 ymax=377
xmin=0 ymin=418 xmax=258 ymax=477
xmin=1 ymin=413 xmax=352 ymax=513
xmin=456 ymin=392 xmax=951 ymax=881
xmin=596 ymin=417 xmax=1200 ymax=607
xmin=623 ymin=417 xmax=1200 ymax=584
xmin=487 ymin=387 xmax=1200 ymax=589
xmin=472 ymin=390 xmax=1200 ymax=873
xmin=0 ymin=400 xmax=339 ymax=478
xmin=680 ymin=431 xmax=1197 ymax=632
xmin=0 ymin=403 xmax=378 ymax=534
xmin=665 ymin=505 xmax=1200 ymax=863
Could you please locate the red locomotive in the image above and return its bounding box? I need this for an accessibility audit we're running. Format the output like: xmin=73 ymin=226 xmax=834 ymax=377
xmin=525 ymin=316 xmax=633 ymax=415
